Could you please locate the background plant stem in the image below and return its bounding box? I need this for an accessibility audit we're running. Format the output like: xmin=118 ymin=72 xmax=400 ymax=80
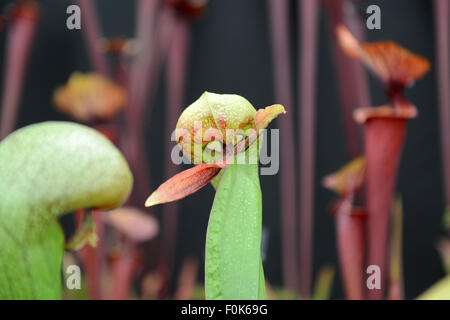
xmin=267 ymin=0 xmax=298 ymax=294
xmin=434 ymin=0 xmax=450 ymax=228
xmin=161 ymin=15 xmax=191 ymax=296
xmin=0 ymin=0 xmax=39 ymax=139
xmin=335 ymin=195 xmax=365 ymax=299
xmin=298 ymin=0 xmax=319 ymax=299
xmin=323 ymin=0 xmax=370 ymax=158
xmin=388 ymin=197 xmax=404 ymax=300
xmin=122 ymin=0 xmax=160 ymax=166
xmin=72 ymin=1 xmax=110 ymax=299
xmin=122 ymin=5 xmax=175 ymax=206
xmin=75 ymin=209 xmax=105 ymax=300
xmin=76 ymin=0 xmax=109 ymax=76
xmin=174 ymin=257 xmax=199 ymax=300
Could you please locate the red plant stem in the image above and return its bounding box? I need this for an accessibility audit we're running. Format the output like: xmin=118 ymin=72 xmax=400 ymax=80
xmin=364 ymin=117 xmax=407 ymax=300
xmin=267 ymin=0 xmax=298 ymax=293
xmin=174 ymin=258 xmax=199 ymax=300
xmin=162 ymin=16 xmax=190 ymax=291
xmin=136 ymin=0 xmax=160 ymax=40
xmin=298 ymin=0 xmax=319 ymax=299
xmin=121 ymin=4 xmax=176 ymax=300
xmin=334 ymin=195 xmax=365 ymax=299
xmin=434 ymin=0 xmax=450 ymax=214
xmin=122 ymin=5 xmax=176 ymax=205
xmin=128 ymin=0 xmax=160 ymax=102
xmin=323 ymin=0 xmax=370 ymax=158
xmin=388 ymin=197 xmax=404 ymax=300
xmin=128 ymin=0 xmax=160 ymax=111
xmin=108 ymin=244 xmax=140 ymax=300
xmin=117 ymin=1 xmax=161 ymax=297
xmin=75 ymin=209 xmax=105 ymax=300
xmin=76 ymin=0 xmax=109 ymax=76
xmin=0 ymin=1 xmax=39 ymax=140
xmin=126 ymin=2 xmax=170 ymax=138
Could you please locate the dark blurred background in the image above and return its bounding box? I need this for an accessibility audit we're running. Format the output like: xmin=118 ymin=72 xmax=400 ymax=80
xmin=0 ymin=0 xmax=444 ymax=299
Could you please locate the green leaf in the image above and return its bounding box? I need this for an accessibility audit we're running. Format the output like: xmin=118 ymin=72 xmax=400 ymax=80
xmin=257 ymin=260 xmax=267 ymax=299
xmin=417 ymin=275 xmax=450 ymax=300
xmin=0 ymin=122 xmax=132 ymax=299
xmin=205 ymin=143 xmax=266 ymax=299
xmin=312 ymin=266 xmax=335 ymax=300
xmin=443 ymin=206 xmax=450 ymax=231
xmin=210 ymin=169 xmax=224 ymax=190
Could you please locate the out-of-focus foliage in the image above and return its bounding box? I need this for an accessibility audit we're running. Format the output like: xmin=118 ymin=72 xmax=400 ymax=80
xmin=53 ymin=73 xmax=127 ymax=122
xmin=418 ymin=276 xmax=450 ymax=300
xmin=0 ymin=122 xmax=132 ymax=299
xmin=312 ymin=266 xmax=335 ymax=300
